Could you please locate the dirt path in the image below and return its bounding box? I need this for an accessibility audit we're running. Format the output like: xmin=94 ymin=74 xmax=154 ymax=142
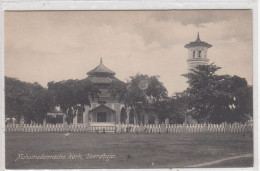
xmin=187 ymin=154 xmax=253 ymax=167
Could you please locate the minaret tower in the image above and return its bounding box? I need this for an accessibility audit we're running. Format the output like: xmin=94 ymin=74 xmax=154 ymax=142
xmin=185 ymin=33 xmax=212 ymax=70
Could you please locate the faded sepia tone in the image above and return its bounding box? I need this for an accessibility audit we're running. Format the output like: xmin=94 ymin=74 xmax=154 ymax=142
xmin=4 ymin=10 xmax=253 ymax=169
xmin=5 ymin=10 xmax=252 ymax=94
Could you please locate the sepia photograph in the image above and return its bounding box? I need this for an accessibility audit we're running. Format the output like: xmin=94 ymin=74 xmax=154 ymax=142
xmin=4 ymin=10 xmax=254 ymax=169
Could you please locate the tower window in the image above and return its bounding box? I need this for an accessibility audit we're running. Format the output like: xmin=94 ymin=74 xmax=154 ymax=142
xmin=198 ymin=50 xmax=201 ymax=57
xmin=193 ymin=51 xmax=195 ymax=58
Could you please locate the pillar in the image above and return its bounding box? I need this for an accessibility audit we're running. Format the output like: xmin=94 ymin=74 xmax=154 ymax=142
xmin=20 ymin=116 xmax=25 ymax=125
xmin=83 ymin=106 xmax=90 ymax=125
xmin=73 ymin=115 xmax=78 ymax=124
xmin=144 ymin=113 xmax=149 ymax=125
xmin=134 ymin=115 xmax=137 ymax=125
xmin=155 ymin=117 xmax=159 ymax=125
xmin=165 ymin=118 xmax=169 ymax=125
xmin=43 ymin=118 xmax=46 ymax=126
xmin=126 ymin=108 xmax=130 ymax=124
xmin=83 ymin=112 xmax=88 ymax=125
xmin=63 ymin=114 xmax=66 ymax=124
xmin=115 ymin=104 xmax=120 ymax=124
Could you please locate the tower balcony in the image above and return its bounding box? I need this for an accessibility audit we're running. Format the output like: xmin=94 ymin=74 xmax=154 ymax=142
xmin=187 ymin=58 xmax=209 ymax=63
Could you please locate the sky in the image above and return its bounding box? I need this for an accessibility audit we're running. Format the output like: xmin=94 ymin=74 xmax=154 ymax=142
xmin=4 ymin=10 xmax=253 ymax=95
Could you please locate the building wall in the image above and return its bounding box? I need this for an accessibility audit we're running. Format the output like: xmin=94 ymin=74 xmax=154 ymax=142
xmin=188 ymin=60 xmax=209 ymax=70
xmin=188 ymin=46 xmax=208 ymax=59
xmin=82 ymin=101 xmax=124 ymax=124
xmin=187 ymin=46 xmax=209 ymax=70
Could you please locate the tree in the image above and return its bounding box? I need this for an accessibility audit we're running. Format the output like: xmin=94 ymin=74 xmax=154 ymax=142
xmin=27 ymin=83 xmax=51 ymax=123
xmin=149 ymin=98 xmax=170 ymax=123
xmin=5 ymin=77 xmax=26 ymax=120
xmin=108 ymin=79 xmax=127 ymax=103
xmin=5 ymin=77 xmax=50 ymax=123
xmin=167 ymin=92 xmax=189 ymax=124
xmin=182 ymin=64 xmax=253 ymax=124
xmin=108 ymin=74 xmax=168 ymax=124
xmin=48 ymin=79 xmax=100 ymax=124
xmin=227 ymin=76 xmax=253 ymax=123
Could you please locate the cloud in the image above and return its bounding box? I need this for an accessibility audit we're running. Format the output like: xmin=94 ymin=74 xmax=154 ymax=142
xmin=151 ymin=10 xmax=251 ymax=26
xmin=4 ymin=10 xmax=253 ymax=94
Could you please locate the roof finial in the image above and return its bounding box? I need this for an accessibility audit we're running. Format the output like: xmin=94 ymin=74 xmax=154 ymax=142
xmin=196 ymin=32 xmax=201 ymax=42
xmin=100 ymin=58 xmax=103 ymax=64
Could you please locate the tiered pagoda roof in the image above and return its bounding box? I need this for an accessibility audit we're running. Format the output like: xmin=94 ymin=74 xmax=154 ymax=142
xmin=87 ymin=58 xmax=116 ymax=76
xmin=185 ymin=33 xmax=212 ymax=48
xmin=86 ymin=59 xmax=121 ymax=84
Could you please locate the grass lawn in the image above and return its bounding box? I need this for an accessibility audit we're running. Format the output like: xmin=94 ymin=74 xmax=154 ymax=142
xmin=5 ymin=132 xmax=253 ymax=169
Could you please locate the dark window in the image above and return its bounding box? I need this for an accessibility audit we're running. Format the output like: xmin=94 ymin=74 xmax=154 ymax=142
xmin=193 ymin=51 xmax=195 ymax=58
xmin=199 ymin=50 xmax=201 ymax=57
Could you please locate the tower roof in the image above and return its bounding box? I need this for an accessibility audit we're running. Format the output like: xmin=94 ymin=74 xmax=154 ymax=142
xmin=184 ymin=33 xmax=212 ymax=48
xmin=86 ymin=58 xmax=124 ymax=84
xmin=87 ymin=58 xmax=116 ymax=76
xmin=196 ymin=32 xmax=201 ymax=42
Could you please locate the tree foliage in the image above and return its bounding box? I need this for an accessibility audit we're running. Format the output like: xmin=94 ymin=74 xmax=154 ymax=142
xmin=6 ymin=63 xmax=251 ymax=125
xmin=108 ymin=74 xmax=168 ymax=124
xmin=5 ymin=76 xmax=50 ymax=123
xmin=167 ymin=92 xmax=190 ymax=124
xmin=48 ymin=79 xmax=100 ymax=124
xmin=182 ymin=64 xmax=253 ymax=124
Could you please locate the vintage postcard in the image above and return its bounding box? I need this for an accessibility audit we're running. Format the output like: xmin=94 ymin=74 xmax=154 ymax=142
xmin=1 ymin=5 xmax=257 ymax=170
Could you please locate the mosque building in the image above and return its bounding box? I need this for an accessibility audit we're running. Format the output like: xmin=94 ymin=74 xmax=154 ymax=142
xmin=77 ymin=59 xmax=125 ymax=125
xmin=47 ymin=59 xmax=128 ymax=125
xmin=47 ymin=33 xmax=212 ymax=125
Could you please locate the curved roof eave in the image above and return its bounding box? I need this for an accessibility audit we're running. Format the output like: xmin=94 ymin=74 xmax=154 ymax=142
xmin=87 ymin=60 xmax=116 ymax=75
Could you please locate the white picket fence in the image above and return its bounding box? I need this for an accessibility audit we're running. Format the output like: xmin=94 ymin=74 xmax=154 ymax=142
xmin=5 ymin=123 xmax=253 ymax=134
xmin=117 ymin=124 xmax=253 ymax=134
xmin=5 ymin=124 xmax=116 ymax=133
